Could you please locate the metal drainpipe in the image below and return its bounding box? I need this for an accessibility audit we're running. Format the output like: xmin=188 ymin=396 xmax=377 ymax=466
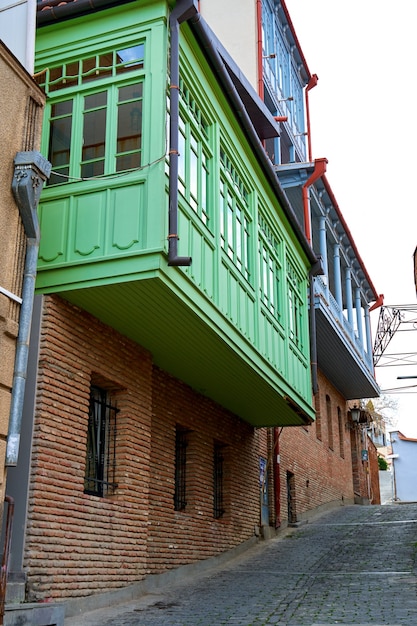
xmin=273 ymin=427 xmax=282 ymax=529
xmin=168 ymin=0 xmax=198 ymax=267
xmin=309 ymin=275 xmax=318 ymax=395
xmin=305 ymin=74 xmax=318 ymax=162
xmin=6 ymin=152 xmax=51 ymax=467
xmin=256 ymin=0 xmax=264 ymax=100
xmin=309 ymin=256 xmax=324 ymax=396
xmin=302 ymin=157 xmax=327 ymax=245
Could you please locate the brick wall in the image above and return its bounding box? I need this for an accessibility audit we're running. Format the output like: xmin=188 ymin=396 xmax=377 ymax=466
xmin=277 ymin=370 xmax=354 ymax=524
xmin=25 ymin=295 xmax=268 ymax=601
xmin=25 ymin=295 xmax=153 ymax=601
xmin=368 ymin=438 xmax=381 ymax=504
xmin=148 ymin=367 xmax=263 ymax=573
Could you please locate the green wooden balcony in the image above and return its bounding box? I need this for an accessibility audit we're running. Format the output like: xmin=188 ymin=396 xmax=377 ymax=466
xmin=35 ymin=1 xmax=315 ymax=427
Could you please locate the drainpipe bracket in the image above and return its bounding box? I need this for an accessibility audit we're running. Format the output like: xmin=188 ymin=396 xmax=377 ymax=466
xmin=310 ymin=254 xmax=325 ymax=277
xmin=12 ymin=151 xmax=51 ymax=239
xmin=170 ymin=0 xmax=198 ymax=25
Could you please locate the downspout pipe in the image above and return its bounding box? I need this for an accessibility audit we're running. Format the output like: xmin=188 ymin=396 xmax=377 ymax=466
xmin=168 ymin=0 xmax=198 ymax=267
xmin=273 ymin=427 xmax=282 ymax=529
xmin=305 ymin=74 xmax=318 ymax=162
xmin=256 ymin=0 xmax=264 ymax=99
xmin=6 ymin=152 xmax=51 ymax=467
xmin=309 ymin=256 xmax=324 ymax=396
xmin=302 ymin=157 xmax=327 ymax=245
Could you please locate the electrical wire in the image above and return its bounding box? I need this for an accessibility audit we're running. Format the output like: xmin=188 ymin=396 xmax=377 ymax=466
xmin=49 ymin=151 xmax=168 ymax=183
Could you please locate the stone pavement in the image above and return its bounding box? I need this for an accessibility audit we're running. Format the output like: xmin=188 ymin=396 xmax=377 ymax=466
xmin=65 ymin=503 xmax=417 ymax=625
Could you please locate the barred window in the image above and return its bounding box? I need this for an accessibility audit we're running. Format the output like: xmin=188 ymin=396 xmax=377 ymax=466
xmin=213 ymin=443 xmax=225 ymax=519
xmin=338 ymin=406 xmax=344 ymax=458
xmin=84 ymin=386 xmax=118 ymax=497
xmin=174 ymin=426 xmax=188 ymax=511
xmin=326 ymin=394 xmax=334 ymax=451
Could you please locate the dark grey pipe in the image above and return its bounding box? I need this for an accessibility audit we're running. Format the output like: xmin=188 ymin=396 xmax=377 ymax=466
xmin=168 ymin=0 xmax=197 ymax=267
xmin=6 ymin=152 xmax=50 ymax=466
xmin=6 ymin=241 xmax=39 ymax=467
xmin=309 ymin=275 xmax=318 ymax=395
xmin=308 ymin=256 xmax=324 ymax=396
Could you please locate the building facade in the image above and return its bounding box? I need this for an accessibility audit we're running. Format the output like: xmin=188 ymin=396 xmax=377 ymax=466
xmin=201 ymin=0 xmax=381 ymax=516
xmin=3 ymin=0 xmax=380 ymax=619
xmin=5 ymin=0 xmax=318 ymax=615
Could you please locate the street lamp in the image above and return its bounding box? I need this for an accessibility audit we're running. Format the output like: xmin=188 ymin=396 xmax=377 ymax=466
xmin=350 ymin=407 xmax=361 ymax=423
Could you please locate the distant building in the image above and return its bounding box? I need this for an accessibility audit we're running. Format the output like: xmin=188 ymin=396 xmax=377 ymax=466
xmin=390 ymin=431 xmax=417 ymax=501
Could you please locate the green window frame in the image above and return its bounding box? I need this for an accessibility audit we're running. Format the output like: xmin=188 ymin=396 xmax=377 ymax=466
xmin=219 ymin=147 xmax=251 ymax=281
xmin=37 ymin=44 xmax=144 ymax=94
xmin=42 ymin=44 xmax=145 ymax=185
xmin=287 ymin=257 xmax=305 ymax=350
xmin=166 ymin=78 xmax=212 ymax=228
xmin=258 ymin=212 xmax=282 ymax=320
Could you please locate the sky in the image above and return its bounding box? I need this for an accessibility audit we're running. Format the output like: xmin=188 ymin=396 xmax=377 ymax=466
xmin=284 ymin=0 xmax=417 ymax=435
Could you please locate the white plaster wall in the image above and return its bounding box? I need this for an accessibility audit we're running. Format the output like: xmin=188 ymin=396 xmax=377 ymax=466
xmin=200 ymin=0 xmax=259 ymax=92
xmin=0 ymin=0 xmax=35 ymax=72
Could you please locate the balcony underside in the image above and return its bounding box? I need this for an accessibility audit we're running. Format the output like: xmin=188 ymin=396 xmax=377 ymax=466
xmin=315 ymin=306 xmax=380 ymax=400
xmin=52 ymin=274 xmax=314 ymax=427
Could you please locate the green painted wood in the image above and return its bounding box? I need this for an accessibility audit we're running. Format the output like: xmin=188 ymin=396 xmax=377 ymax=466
xmin=34 ymin=0 xmax=315 ymax=426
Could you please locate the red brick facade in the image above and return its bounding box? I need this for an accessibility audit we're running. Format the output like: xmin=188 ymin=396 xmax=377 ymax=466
xmin=276 ymin=371 xmax=355 ymax=524
xmin=24 ymin=295 xmax=267 ymax=601
xmin=24 ymin=295 xmax=378 ymax=603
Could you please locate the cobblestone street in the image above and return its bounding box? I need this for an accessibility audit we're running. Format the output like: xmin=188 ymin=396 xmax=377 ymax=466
xmin=66 ymin=504 xmax=417 ymax=626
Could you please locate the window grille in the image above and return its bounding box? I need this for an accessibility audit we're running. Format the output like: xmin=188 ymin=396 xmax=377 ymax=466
xmin=174 ymin=427 xmax=188 ymax=511
xmin=338 ymin=407 xmax=345 ymax=458
xmin=326 ymin=394 xmax=334 ymax=451
xmin=213 ymin=443 xmax=225 ymax=519
xmin=84 ymin=386 xmax=118 ymax=497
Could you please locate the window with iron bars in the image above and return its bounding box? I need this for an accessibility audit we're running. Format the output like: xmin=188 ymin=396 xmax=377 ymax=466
xmin=174 ymin=426 xmax=188 ymax=511
xmin=213 ymin=442 xmax=225 ymax=519
xmin=84 ymin=386 xmax=118 ymax=497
